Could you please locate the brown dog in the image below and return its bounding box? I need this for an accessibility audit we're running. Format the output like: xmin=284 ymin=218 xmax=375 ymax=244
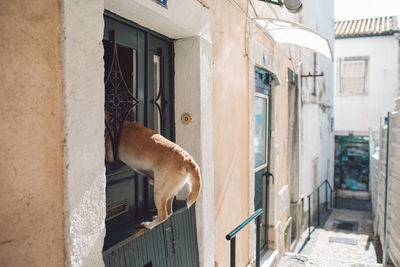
xmin=105 ymin=121 xmax=201 ymax=229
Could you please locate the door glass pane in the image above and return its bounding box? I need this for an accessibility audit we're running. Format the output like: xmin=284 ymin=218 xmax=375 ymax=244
xmin=153 ymin=54 xmax=161 ymax=133
xmin=131 ymin=49 xmax=137 ymax=120
xmin=255 ymin=68 xmax=272 ymax=95
xmin=255 ymin=96 xmax=267 ymax=168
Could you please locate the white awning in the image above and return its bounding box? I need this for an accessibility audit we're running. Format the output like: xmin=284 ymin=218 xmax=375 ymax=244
xmin=253 ymin=18 xmax=333 ymax=61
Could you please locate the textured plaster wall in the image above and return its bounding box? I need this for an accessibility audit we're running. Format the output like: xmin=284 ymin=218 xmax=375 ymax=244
xmin=250 ymin=0 xmax=297 ymax=222
xmin=62 ymin=0 xmax=106 ymax=266
xmin=0 ymin=0 xmax=65 ymax=266
xmin=234 ymin=1 xmax=300 ymax=262
xmin=299 ymin=0 xmax=335 ymax=213
xmin=210 ymin=0 xmax=296 ymax=264
xmin=271 ymin=47 xmax=292 ymax=255
xmin=248 ymin=31 xmax=276 ymax=260
xmin=175 ymin=37 xmax=214 ymax=267
xmin=210 ymin=1 xmax=250 ymax=266
xmin=335 ymin=36 xmax=399 ymax=134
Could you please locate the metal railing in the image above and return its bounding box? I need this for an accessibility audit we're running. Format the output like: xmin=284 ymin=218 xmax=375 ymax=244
xmin=226 ymin=208 xmax=263 ymax=267
xmin=307 ymin=179 xmax=333 ymax=240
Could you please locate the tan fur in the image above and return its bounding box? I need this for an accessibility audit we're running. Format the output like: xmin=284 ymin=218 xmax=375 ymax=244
xmin=105 ymin=121 xmax=201 ymax=229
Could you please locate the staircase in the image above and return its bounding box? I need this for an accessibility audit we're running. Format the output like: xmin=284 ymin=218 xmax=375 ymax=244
xmin=277 ymin=204 xmax=384 ymax=267
xmin=279 ymin=252 xmax=383 ymax=267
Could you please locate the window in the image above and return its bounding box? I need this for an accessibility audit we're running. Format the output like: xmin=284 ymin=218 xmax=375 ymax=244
xmin=338 ymin=57 xmax=368 ymax=95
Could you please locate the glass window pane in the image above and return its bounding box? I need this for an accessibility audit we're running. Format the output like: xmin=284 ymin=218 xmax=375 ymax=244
xmin=255 ymin=96 xmax=267 ymax=168
xmin=341 ymin=60 xmax=364 ymax=78
xmin=131 ymin=49 xmax=137 ymax=120
xmin=340 ymin=60 xmax=366 ymax=93
xmin=255 ymin=68 xmax=271 ymax=95
xmin=153 ymin=54 xmax=161 ymax=132
xmin=341 ymin=77 xmax=364 ymax=93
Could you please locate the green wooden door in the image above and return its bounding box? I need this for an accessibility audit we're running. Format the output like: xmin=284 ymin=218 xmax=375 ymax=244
xmin=254 ymin=67 xmax=273 ymax=253
xmin=103 ymin=12 xmax=198 ymax=267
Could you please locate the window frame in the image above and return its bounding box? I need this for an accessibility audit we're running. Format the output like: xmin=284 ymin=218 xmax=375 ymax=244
xmin=338 ymin=56 xmax=369 ymax=96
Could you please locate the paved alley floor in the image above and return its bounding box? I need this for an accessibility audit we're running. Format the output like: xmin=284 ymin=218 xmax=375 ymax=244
xmin=278 ymin=208 xmax=382 ymax=266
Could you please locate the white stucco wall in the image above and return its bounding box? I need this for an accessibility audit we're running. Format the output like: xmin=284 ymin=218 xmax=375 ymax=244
xmin=335 ymin=35 xmax=400 ymax=134
xmin=63 ymin=0 xmax=106 ymax=266
xmin=104 ymin=0 xmax=211 ymax=42
xmin=175 ymin=36 xmax=214 ymax=267
xmin=299 ymin=0 xmax=335 ymax=209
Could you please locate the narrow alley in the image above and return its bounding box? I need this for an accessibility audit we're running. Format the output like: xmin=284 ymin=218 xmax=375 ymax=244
xmin=278 ymin=198 xmax=383 ymax=267
xmin=2 ymin=0 xmax=400 ymax=266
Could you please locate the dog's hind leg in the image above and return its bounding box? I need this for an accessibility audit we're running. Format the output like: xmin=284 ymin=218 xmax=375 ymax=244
xmin=141 ymin=191 xmax=169 ymax=229
xmin=167 ymin=194 xmax=176 ymax=216
xmin=141 ymin=174 xmax=176 ymax=229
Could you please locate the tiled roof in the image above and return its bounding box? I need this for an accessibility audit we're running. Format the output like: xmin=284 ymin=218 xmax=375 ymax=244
xmin=335 ymin=16 xmax=399 ymax=38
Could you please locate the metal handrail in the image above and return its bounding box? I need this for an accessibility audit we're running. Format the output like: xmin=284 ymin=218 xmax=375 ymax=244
xmin=307 ymin=179 xmax=334 ymax=240
xmin=226 ymin=208 xmax=263 ymax=267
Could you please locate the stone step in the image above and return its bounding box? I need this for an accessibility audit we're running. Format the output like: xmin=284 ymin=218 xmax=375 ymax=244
xmin=278 ymin=252 xmax=383 ymax=267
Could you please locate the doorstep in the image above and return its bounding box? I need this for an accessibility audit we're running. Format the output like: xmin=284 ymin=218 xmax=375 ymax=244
xmin=261 ymin=250 xmax=278 ymax=267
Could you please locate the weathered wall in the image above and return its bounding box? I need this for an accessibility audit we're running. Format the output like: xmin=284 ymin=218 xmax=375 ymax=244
xmin=370 ymin=98 xmax=400 ymax=266
xmin=62 ymin=0 xmax=106 ymax=266
xmin=174 ymin=36 xmax=214 ymax=267
xmin=210 ymin=1 xmax=250 ymax=266
xmin=211 ymin=0 xmax=300 ymax=265
xmin=299 ymin=0 xmax=334 ymax=222
xmin=335 ymin=35 xmax=399 ymax=135
xmin=0 ymin=0 xmax=65 ymax=266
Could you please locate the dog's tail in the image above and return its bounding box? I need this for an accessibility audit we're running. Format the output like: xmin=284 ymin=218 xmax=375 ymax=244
xmin=186 ymin=158 xmax=201 ymax=208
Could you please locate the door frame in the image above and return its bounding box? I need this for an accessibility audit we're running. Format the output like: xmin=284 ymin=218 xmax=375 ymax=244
xmin=253 ymin=66 xmax=274 ymax=254
xmin=103 ymin=11 xmax=175 ymax=242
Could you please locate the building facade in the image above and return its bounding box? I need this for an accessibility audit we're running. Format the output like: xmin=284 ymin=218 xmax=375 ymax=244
xmin=295 ymin=0 xmax=335 ymax=244
xmin=335 ymin=16 xmax=400 ymax=136
xmin=334 ymin=16 xmax=400 ymax=194
xmin=0 ymin=0 xmax=333 ymax=266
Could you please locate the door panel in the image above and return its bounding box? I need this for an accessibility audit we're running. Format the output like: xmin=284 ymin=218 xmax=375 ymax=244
xmin=254 ymin=67 xmax=273 ymax=253
xmin=255 ymin=169 xmax=269 ymax=250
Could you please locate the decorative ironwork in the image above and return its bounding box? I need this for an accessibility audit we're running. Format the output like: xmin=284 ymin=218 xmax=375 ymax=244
xmin=226 ymin=208 xmax=263 ymax=267
xmin=104 ymin=30 xmax=142 ymax=162
xmin=300 ymin=71 xmax=324 ymax=78
xmin=151 ymin=50 xmax=171 ymax=135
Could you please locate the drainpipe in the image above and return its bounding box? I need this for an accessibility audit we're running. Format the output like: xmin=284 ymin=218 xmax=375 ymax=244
xmin=396 ymin=33 xmax=400 ymax=97
xmin=383 ymin=112 xmax=391 ymax=265
xmin=312 ymin=53 xmax=317 ymax=96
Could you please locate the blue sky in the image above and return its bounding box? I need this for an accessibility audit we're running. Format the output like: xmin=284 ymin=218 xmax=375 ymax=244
xmin=335 ymin=0 xmax=400 ymax=20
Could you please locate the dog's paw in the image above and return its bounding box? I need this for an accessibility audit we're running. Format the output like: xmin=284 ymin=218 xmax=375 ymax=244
xmin=141 ymin=221 xmax=155 ymax=229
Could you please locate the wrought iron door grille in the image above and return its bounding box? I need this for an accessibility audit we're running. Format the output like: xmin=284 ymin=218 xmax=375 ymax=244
xmin=104 ymin=30 xmax=142 ymax=164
